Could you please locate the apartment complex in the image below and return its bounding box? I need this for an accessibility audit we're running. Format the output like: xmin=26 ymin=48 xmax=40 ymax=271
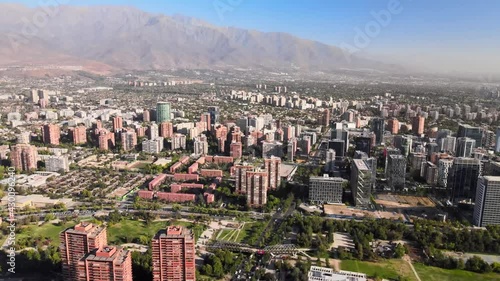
xmin=42 ymin=123 xmax=61 ymax=145
xmin=264 ymin=156 xmax=281 ymax=190
xmin=10 ymin=144 xmax=38 ymax=171
xmin=245 ymin=171 xmax=268 ymax=207
xmin=78 ymin=246 xmax=133 ymax=281
xmin=152 ymin=226 xmax=196 ymax=281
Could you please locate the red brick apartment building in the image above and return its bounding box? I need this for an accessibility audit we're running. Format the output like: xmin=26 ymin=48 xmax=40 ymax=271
xmin=152 ymin=226 xmax=196 ymax=281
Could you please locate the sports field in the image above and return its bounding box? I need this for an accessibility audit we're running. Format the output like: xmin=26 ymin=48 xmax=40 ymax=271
xmin=340 ymin=259 xmax=418 ymax=281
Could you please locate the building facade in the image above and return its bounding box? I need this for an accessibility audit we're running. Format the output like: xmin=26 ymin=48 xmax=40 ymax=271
xmin=59 ymin=223 xmax=108 ymax=281
xmin=152 ymin=226 xmax=196 ymax=281
xmin=11 ymin=144 xmax=38 ymax=171
xmin=309 ymin=175 xmax=346 ymax=204
xmin=264 ymin=156 xmax=281 ymax=190
xmin=42 ymin=124 xmax=61 ymax=145
xmin=448 ymin=158 xmax=482 ymax=203
xmin=156 ymin=102 xmax=171 ymax=123
xmin=473 ymin=176 xmax=500 ymax=227
xmin=351 ymin=159 xmax=374 ymax=207
xmin=387 ymin=154 xmax=407 ymax=191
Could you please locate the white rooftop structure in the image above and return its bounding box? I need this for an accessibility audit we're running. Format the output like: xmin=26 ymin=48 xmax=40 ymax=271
xmin=308 ymin=266 xmax=367 ymax=281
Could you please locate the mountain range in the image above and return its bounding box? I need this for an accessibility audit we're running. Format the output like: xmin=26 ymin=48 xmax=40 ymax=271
xmin=0 ymin=4 xmax=399 ymax=74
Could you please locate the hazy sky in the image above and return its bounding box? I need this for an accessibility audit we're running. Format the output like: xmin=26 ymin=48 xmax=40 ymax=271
xmin=4 ymin=0 xmax=500 ymax=76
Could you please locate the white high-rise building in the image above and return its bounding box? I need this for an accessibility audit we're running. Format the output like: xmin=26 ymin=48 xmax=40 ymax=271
xmin=142 ymin=137 xmax=164 ymax=154
xmin=325 ymin=149 xmax=336 ymax=173
xmin=456 ymin=137 xmax=475 ymax=158
xmin=46 ymin=155 xmax=69 ymax=172
xmin=439 ymin=136 xmax=456 ymax=153
xmin=171 ymin=134 xmax=187 ymax=150
xmin=437 ymin=159 xmax=454 ymax=188
xmin=148 ymin=123 xmax=159 ymax=140
xmin=193 ymin=135 xmax=209 ymax=156
xmin=474 ymin=176 xmax=500 ymax=227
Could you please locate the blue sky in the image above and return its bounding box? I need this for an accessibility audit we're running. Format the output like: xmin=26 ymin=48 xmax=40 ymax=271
xmin=4 ymin=0 xmax=500 ymax=74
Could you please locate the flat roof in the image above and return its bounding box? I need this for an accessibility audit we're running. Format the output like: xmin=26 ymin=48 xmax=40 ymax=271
xmin=353 ymin=159 xmax=369 ymax=171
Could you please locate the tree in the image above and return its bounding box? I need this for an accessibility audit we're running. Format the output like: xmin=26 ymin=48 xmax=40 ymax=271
xmin=201 ymin=264 xmax=213 ymax=276
xmin=212 ymin=257 xmax=224 ymax=278
xmin=465 ymin=256 xmax=491 ymax=273
xmin=394 ymin=243 xmax=406 ymax=258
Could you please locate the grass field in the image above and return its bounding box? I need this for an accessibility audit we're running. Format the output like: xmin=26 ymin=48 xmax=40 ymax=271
xmin=340 ymin=259 xmax=418 ymax=281
xmin=107 ymin=219 xmax=201 ymax=244
xmin=16 ymin=221 xmax=80 ymax=247
xmin=215 ymin=223 xmax=254 ymax=243
xmin=413 ymin=263 xmax=500 ymax=281
xmin=9 ymin=218 xmax=203 ymax=251
xmin=107 ymin=220 xmax=170 ymax=244
xmin=235 ymin=223 xmax=253 ymax=243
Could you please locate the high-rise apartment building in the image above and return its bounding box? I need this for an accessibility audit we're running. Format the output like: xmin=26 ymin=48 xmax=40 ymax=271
xmin=112 ymin=116 xmax=123 ymax=132
xmin=321 ymin=109 xmax=331 ymax=126
xmin=160 ymin=122 xmax=174 ymax=138
xmin=412 ymin=116 xmax=425 ymax=135
xmin=152 ymin=226 xmax=195 ymax=281
xmin=264 ymin=156 xmax=281 ymax=190
xmin=309 ymin=175 xmax=346 ymax=204
xmin=388 ymin=118 xmax=400 ymax=135
xmin=193 ymin=135 xmax=209 ymax=156
xmin=234 ymin=165 xmax=254 ymax=193
xmin=142 ymin=138 xmax=164 ymax=154
xmin=474 ymin=176 xmax=500 ymax=227
xmin=245 ymin=171 xmax=268 ymax=207
xmin=60 ymin=222 xmax=108 ymax=281
xmin=79 ymin=246 xmax=133 ymax=281
xmin=200 ymin=113 xmax=211 ymax=132
xmin=121 ymin=131 xmax=137 ymax=152
xmin=42 ymin=124 xmax=61 ymax=145
xmin=143 ymin=109 xmax=151 ymax=122
xmin=98 ymin=131 xmax=115 ymax=151
xmin=148 ymin=123 xmax=159 ymax=140
xmin=171 ymin=134 xmax=187 ymax=150
xmin=230 ymin=141 xmax=243 ymax=159
xmin=70 ymin=126 xmax=87 ymax=145
xmin=10 ymin=144 xmax=38 ymax=171
xmin=156 ymin=102 xmax=171 ymax=123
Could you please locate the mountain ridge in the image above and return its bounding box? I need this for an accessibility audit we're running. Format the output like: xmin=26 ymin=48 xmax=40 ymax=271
xmin=0 ymin=3 xmax=401 ymax=73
